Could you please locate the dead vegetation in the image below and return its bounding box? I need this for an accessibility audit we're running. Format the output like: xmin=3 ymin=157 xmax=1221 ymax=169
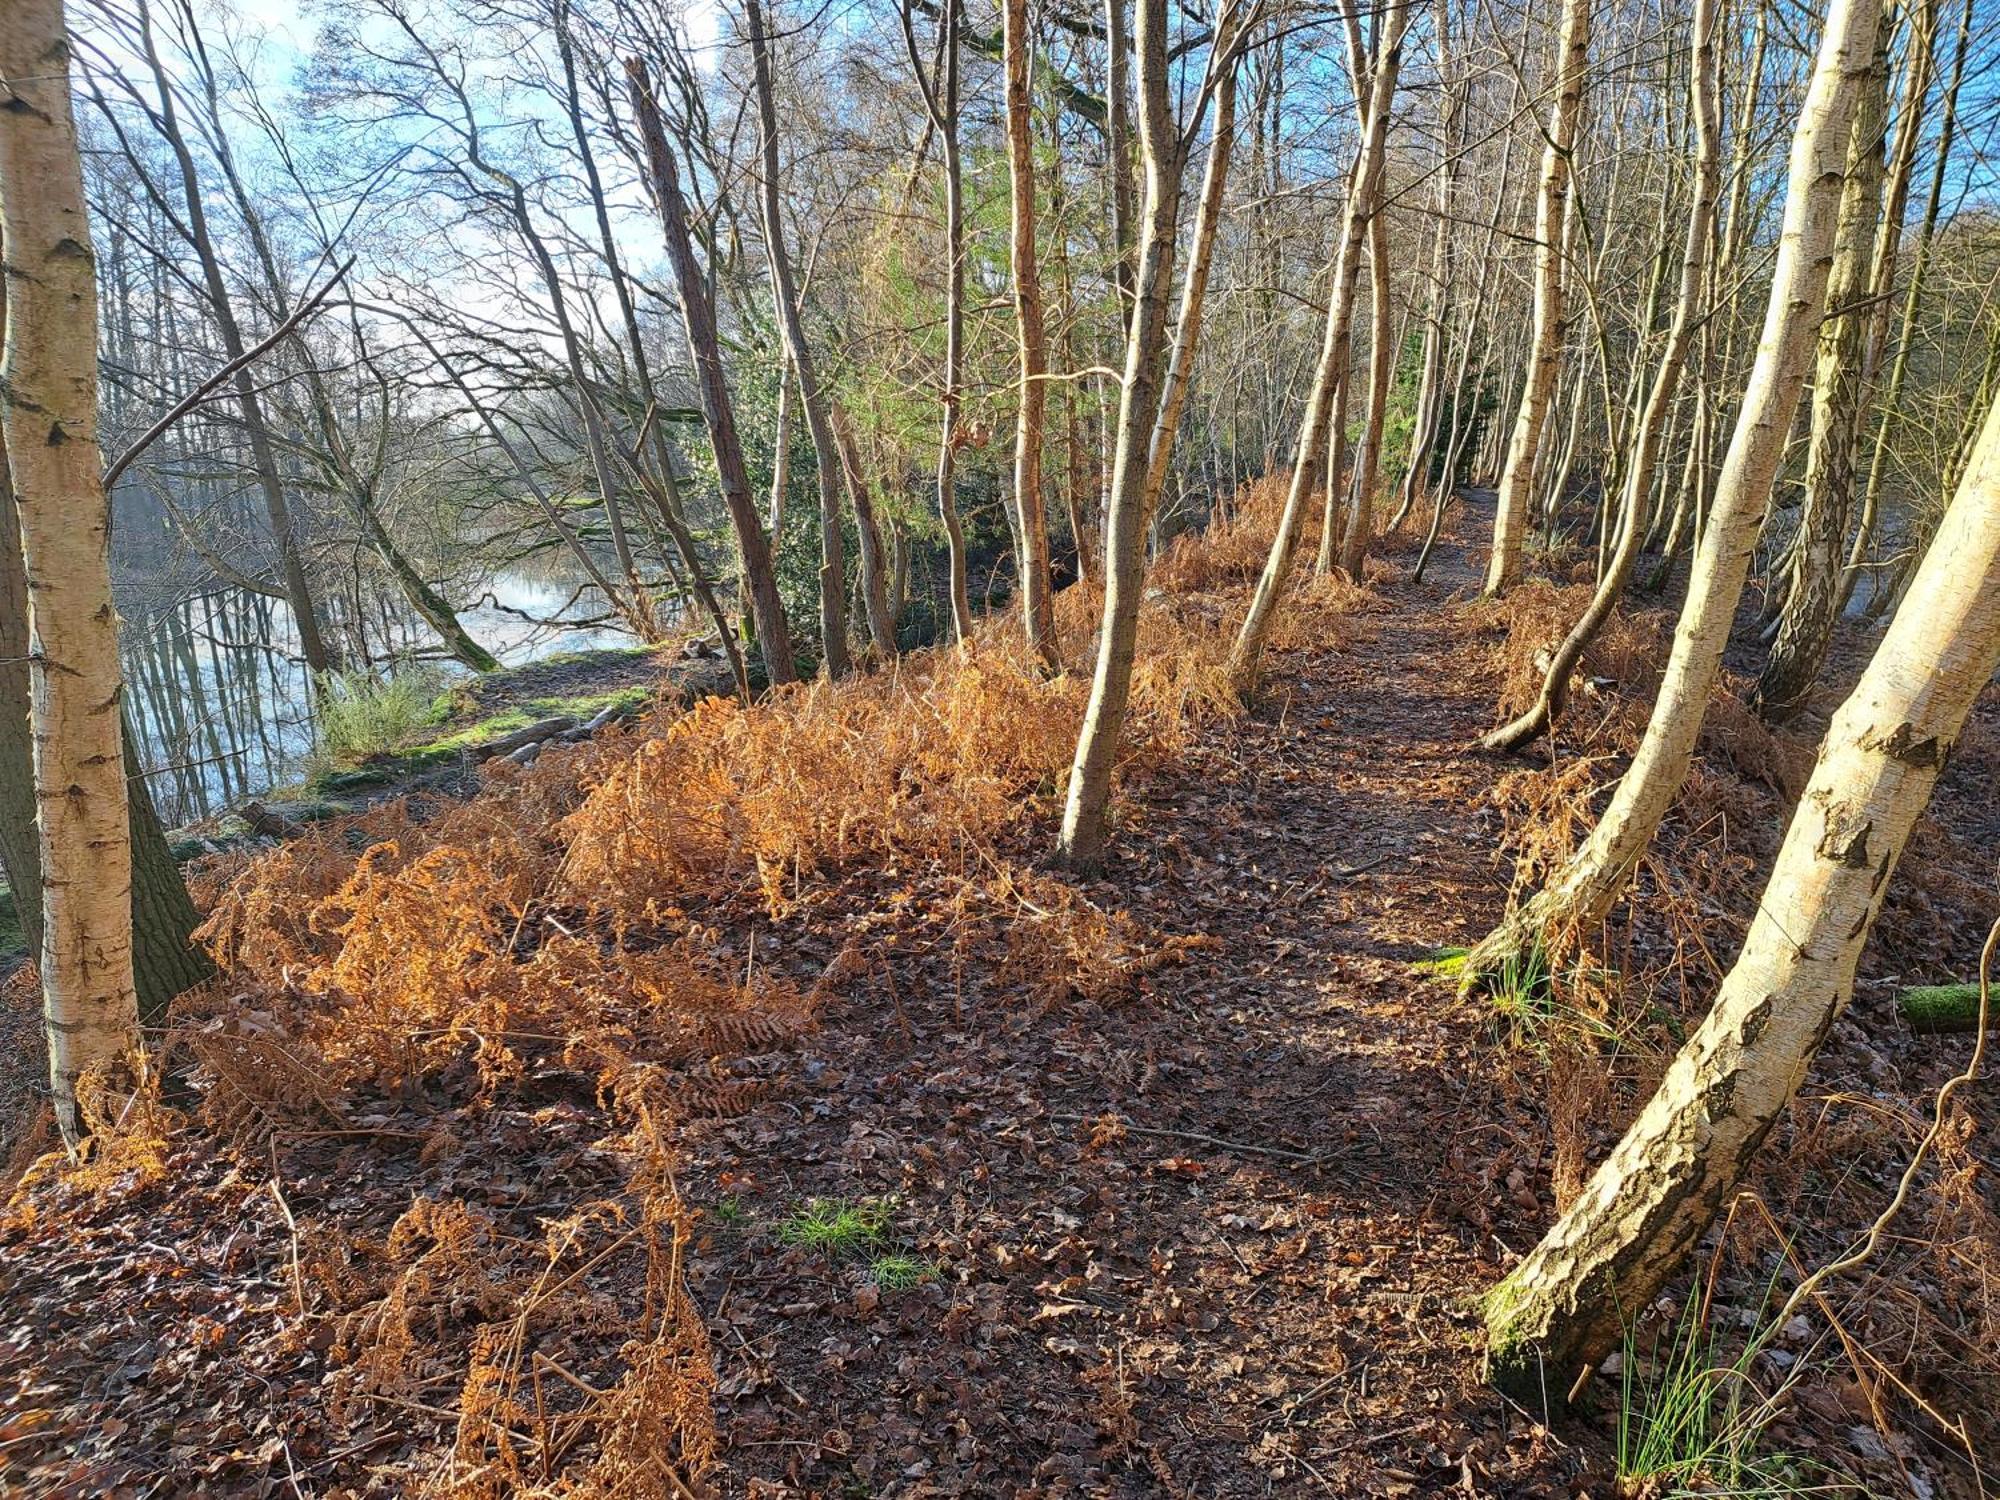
xmin=1464 ymin=568 xmax=2000 ymax=1489
xmin=0 ymin=476 xmax=1367 ymax=1498
xmin=4 ymin=490 xmax=1993 ymax=1496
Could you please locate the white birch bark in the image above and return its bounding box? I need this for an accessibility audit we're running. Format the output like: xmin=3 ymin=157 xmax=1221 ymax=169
xmin=1462 ymin=0 xmax=1884 ymax=986
xmin=1 ymin=0 xmax=141 ymax=1149
xmin=1482 ymin=0 xmax=1591 ymax=596
xmin=1486 ymin=380 xmax=2000 ymax=1394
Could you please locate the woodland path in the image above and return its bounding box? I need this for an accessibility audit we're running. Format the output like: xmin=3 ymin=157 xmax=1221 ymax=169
xmin=692 ymin=495 xmax=1586 ymax=1497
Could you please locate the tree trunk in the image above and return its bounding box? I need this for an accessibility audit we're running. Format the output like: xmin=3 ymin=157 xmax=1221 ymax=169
xmin=745 ymin=0 xmax=853 ymax=678
xmin=1755 ymin=0 xmax=1892 ymax=720
xmin=2 ymin=0 xmax=142 ymax=1149
xmin=626 ymin=59 xmax=798 ymax=687
xmin=125 ymin=0 xmax=335 ymax=678
xmin=1142 ymin=27 xmax=1240 ymax=517
xmin=832 ymin=406 xmax=899 ymax=658
xmin=1057 ymin=0 xmax=1182 ymax=869
xmin=1482 ymin=0 xmax=1720 ymax=753
xmin=1390 ymin=49 xmax=1457 ymax=536
xmin=1483 ymin=0 xmax=1590 ymax=597
xmin=1461 ymin=0 xmax=1885 ymax=991
xmin=1338 ymin=210 xmax=1395 ymax=576
xmin=1486 ymin=379 xmax=2000 ymax=1398
xmin=1002 ymin=0 xmax=1060 ymax=667
xmin=1227 ymin=0 xmax=1409 ymax=698
xmin=122 ymin=731 xmax=211 ymax=1022
xmin=547 ymin=1 xmax=743 ymax=684
xmin=1845 ymin=0 xmax=1967 ymax=611
xmin=1104 ymin=0 xmax=1138 ymax=325
xmin=899 ymin=0 xmax=977 ymax=640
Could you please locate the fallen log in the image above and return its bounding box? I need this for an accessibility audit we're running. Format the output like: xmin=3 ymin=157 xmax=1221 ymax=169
xmin=1897 ymin=982 xmax=1993 ymax=1034
xmin=239 ymin=800 xmax=305 ymax=839
xmin=470 ymin=715 xmax=574 ymax=761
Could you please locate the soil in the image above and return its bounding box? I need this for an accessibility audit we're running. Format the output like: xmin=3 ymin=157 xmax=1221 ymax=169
xmin=2 ymin=498 xmax=1993 ymax=1498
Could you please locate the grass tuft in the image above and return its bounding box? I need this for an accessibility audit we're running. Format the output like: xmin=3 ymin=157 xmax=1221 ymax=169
xmin=777 ymin=1197 xmax=894 ymax=1257
xmin=867 ymin=1253 xmax=939 ymax=1291
xmin=1613 ymin=1283 xmax=1841 ymax=1499
xmin=312 ymin=665 xmax=450 ymax=769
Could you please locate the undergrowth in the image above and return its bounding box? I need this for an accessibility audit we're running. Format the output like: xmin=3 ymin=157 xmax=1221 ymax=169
xmin=312 ymin=664 xmax=451 ymax=768
xmin=1470 ymin=568 xmax=2000 ymax=1488
xmin=11 ymin=471 xmax=1363 ymax=1494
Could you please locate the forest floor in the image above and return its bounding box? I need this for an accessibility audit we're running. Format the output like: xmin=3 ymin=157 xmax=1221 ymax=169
xmin=2 ymin=494 xmax=1996 ymax=1498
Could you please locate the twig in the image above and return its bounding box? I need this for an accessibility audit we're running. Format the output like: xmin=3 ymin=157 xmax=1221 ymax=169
xmin=268 ymin=1142 xmax=306 ymax=1317
xmin=103 ymin=257 xmax=355 ymax=491
xmin=1051 ymin=1112 xmax=1322 ymax=1163
xmin=1774 ymin=917 xmax=1998 ymax=1332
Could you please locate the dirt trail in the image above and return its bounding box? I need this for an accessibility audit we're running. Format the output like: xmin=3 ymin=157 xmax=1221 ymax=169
xmin=10 ymin=494 xmax=1987 ymax=1496
xmin=691 ymin=497 xmax=1585 ymax=1496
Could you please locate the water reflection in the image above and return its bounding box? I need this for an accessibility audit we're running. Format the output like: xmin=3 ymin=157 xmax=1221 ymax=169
xmin=122 ymin=569 xmax=638 ymax=826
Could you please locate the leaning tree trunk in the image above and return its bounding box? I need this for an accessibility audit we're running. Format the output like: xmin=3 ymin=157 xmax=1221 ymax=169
xmin=1755 ymin=2 xmax=1891 ymax=721
xmin=1 ymin=0 xmax=141 ymax=1149
xmin=1002 ymin=0 xmax=1060 ymax=667
xmin=1483 ymin=0 xmax=1590 ymax=597
xmin=1057 ymin=0 xmax=1183 ymax=869
xmin=1226 ymin=0 xmax=1410 ymax=699
xmin=1482 ymin=0 xmax=1720 ymax=753
xmin=1460 ymin=0 xmax=1884 ymax=992
xmin=626 ymin=59 xmax=797 ymax=687
xmin=1486 ymin=379 xmax=2000 ymax=1398
xmin=746 ymin=0 xmax=854 ymax=678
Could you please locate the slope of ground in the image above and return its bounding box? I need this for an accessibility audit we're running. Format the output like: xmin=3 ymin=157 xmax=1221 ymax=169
xmin=2 ymin=493 xmax=1994 ymax=1498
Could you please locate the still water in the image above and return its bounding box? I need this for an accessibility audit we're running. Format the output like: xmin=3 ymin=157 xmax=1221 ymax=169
xmin=122 ymin=570 xmax=635 ymax=826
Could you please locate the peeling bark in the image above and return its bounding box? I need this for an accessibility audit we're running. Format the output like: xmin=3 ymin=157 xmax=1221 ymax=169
xmin=1487 ymin=378 xmax=2000 ymax=1397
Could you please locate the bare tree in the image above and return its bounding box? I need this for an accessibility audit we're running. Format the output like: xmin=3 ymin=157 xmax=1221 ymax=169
xmin=1460 ymin=0 xmax=1885 ymax=990
xmin=1226 ymin=0 xmax=1411 ymax=699
xmin=746 ymin=0 xmax=861 ymax=676
xmin=1483 ymin=0 xmax=1590 ymax=597
xmin=897 ymin=0 xmax=976 ymax=640
xmin=1000 ymin=0 xmax=1060 ymax=667
xmin=1481 ymin=0 xmax=1719 ymax=752
xmin=627 ymin=57 xmax=798 ymax=686
xmin=2 ymin=0 xmax=141 ymax=1147
xmin=1755 ymin=0 xmax=1893 ymax=719
xmin=1060 ymin=0 xmax=1252 ymax=866
xmin=1486 ymin=377 xmax=2000 ymax=1396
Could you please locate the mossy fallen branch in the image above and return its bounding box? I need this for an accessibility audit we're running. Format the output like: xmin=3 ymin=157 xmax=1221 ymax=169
xmin=1897 ymin=982 xmax=1994 ymax=1034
